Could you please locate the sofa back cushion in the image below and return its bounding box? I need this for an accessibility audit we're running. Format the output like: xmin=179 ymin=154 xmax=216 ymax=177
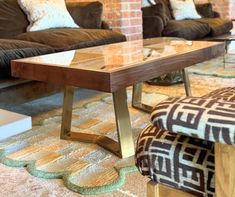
xmin=0 ymin=0 xmax=104 ymax=39
xmin=0 ymin=0 xmax=29 ymax=38
xmin=66 ymin=1 xmax=103 ymax=29
xmin=196 ymin=3 xmax=215 ymax=18
xmin=155 ymin=0 xmax=173 ymax=20
xmin=142 ymin=3 xmax=169 ymax=26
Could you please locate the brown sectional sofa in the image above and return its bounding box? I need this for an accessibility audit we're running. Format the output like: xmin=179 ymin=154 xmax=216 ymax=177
xmin=0 ymin=0 xmax=126 ymax=107
xmin=142 ymin=0 xmax=233 ymax=40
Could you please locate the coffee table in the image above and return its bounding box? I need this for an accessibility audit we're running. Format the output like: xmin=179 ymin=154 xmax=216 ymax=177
xmin=11 ymin=38 xmax=224 ymax=158
xmin=207 ymin=33 xmax=235 ymax=66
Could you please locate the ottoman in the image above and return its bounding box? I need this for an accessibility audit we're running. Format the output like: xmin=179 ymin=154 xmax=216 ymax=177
xmin=135 ymin=87 xmax=235 ymax=197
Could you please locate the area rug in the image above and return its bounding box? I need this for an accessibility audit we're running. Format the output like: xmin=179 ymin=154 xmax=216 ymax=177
xmin=0 ymin=89 xmax=168 ymax=195
xmin=188 ymin=55 xmax=235 ymax=78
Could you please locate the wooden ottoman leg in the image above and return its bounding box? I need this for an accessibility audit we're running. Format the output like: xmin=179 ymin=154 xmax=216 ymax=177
xmin=215 ymin=143 xmax=235 ymax=197
xmin=147 ymin=181 xmax=196 ymax=197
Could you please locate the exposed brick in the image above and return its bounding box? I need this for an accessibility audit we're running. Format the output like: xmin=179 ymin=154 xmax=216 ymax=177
xmin=66 ymin=0 xmax=143 ymax=40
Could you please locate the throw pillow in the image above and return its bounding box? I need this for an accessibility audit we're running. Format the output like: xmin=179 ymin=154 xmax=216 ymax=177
xmin=17 ymin=0 xmax=79 ymax=32
xmin=169 ymin=0 xmax=201 ymax=20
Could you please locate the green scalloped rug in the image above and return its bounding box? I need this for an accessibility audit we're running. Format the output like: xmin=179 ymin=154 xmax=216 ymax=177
xmin=0 ymin=90 xmax=168 ymax=195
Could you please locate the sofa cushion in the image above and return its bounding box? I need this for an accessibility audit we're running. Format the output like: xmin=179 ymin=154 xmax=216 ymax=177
xmin=0 ymin=0 xmax=28 ymax=38
xmin=155 ymin=0 xmax=173 ymax=20
xmin=169 ymin=0 xmax=201 ymax=20
xmin=195 ymin=18 xmax=233 ymax=37
xmin=67 ymin=1 xmax=103 ymax=29
xmin=0 ymin=39 xmax=54 ymax=78
xmin=196 ymin=3 xmax=215 ymax=18
xmin=18 ymin=0 xmax=79 ymax=32
xmin=142 ymin=2 xmax=169 ymax=26
xmin=162 ymin=20 xmax=210 ymax=40
xmin=15 ymin=28 xmax=126 ymax=51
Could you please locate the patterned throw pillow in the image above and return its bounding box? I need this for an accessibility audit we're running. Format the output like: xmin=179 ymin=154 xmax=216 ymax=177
xmin=18 ymin=0 xmax=79 ymax=32
xmin=169 ymin=0 xmax=201 ymax=20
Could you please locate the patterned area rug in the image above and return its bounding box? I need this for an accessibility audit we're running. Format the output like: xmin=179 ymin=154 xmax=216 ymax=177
xmin=1 ymin=59 xmax=235 ymax=196
xmin=0 ymin=89 xmax=168 ymax=195
xmin=188 ymin=55 xmax=235 ymax=78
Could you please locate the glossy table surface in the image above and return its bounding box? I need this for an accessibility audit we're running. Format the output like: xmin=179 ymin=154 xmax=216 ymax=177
xmin=12 ymin=38 xmax=224 ymax=92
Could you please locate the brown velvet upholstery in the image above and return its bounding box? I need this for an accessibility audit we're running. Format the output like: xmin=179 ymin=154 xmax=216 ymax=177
xmin=15 ymin=28 xmax=126 ymax=51
xmin=0 ymin=0 xmax=28 ymax=38
xmin=155 ymin=0 xmax=173 ymax=20
xmin=0 ymin=39 xmax=54 ymax=78
xmin=163 ymin=20 xmax=211 ymax=40
xmin=196 ymin=3 xmax=217 ymax=18
xmin=67 ymin=1 xmax=103 ymax=29
xmin=0 ymin=0 xmax=126 ymax=79
xmin=142 ymin=3 xmax=169 ymax=26
xmin=142 ymin=1 xmax=233 ymax=39
xmin=195 ymin=18 xmax=234 ymax=37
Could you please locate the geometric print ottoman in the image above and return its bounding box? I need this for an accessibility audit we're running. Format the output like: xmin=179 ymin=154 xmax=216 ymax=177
xmin=135 ymin=87 xmax=235 ymax=197
xmin=135 ymin=125 xmax=215 ymax=197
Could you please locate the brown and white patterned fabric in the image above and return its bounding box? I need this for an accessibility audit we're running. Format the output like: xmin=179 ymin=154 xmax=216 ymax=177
xmin=151 ymin=96 xmax=235 ymax=145
xmin=136 ymin=87 xmax=235 ymax=197
xmin=202 ymin=87 xmax=235 ymax=102
xmin=135 ymin=125 xmax=215 ymax=197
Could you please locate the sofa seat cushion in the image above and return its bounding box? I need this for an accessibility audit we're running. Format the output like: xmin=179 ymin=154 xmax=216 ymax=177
xmin=195 ymin=18 xmax=233 ymax=37
xmin=162 ymin=20 xmax=210 ymax=40
xmin=15 ymin=28 xmax=126 ymax=51
xmin=0 ymin=39 xmax=54 ymax=78
xmin=135 ymin=125 xmax=215 ymax=197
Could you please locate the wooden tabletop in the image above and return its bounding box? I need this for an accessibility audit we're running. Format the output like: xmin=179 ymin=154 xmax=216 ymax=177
xmin=11 ymin=38 xmax=224 ymax=92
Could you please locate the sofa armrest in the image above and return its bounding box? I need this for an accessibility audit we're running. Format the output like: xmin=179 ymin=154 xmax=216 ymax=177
xmin=143 ymin=16 xmax=164 ymax=38
xmin=101 ymin=21 xmax=111 ymax=30
xmin=151 ymin=96 xmax=235 ymax=145
xmin=196 ymin=3 xmax=220 ymax=18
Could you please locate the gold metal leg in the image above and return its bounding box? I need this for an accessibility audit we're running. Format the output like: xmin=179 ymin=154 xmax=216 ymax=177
xmin=60 ymin=87 xmax=134 ymax=158
xmin=61 ymin=85 xmax=75 ymax=139
xmin=132 ymin=83 xmax=152 ymax=113
xmin=113 ymin=89 xmax=135 ymax=158
xmin=182 ymin=68 xmax=192 ymax=96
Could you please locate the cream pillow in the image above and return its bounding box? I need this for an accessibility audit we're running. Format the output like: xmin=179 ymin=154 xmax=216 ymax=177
xmin=18 ymin=0 xmax=79 ymax=32
xmin=169 ymin=0 xmax=201 ymax=20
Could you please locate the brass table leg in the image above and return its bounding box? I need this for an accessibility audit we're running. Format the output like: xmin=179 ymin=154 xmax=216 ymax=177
xmin=113 ymin=89 xmax=135 ymax=158
xmin=132 ymin=69 xmax=192 ymax=113
xmin=182 ymin=68 xmax=192 ymax=96
xmin=60 ymin=86 xmax=134 ymax=158
xmin=132 ymin=83 xmax=152 ymax=113
xmin=61 ymin=85 xmax=75 ymax=139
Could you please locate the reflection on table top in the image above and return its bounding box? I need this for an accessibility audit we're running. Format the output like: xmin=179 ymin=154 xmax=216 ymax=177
xmin=13 ymin=38 xmax=223 ymax=73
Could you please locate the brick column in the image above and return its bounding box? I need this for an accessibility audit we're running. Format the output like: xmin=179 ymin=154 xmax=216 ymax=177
xmin=66 ymin=0 xmax=143 ymax=40
xmin=210 ymin=0 xmax=231 ymax=18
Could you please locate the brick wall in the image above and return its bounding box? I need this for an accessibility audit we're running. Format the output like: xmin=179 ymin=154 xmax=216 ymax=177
xmin=67 ymin=0 xmax=235 ymax=40
xmin=66 ymin=0 xmax=142 ymax=40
